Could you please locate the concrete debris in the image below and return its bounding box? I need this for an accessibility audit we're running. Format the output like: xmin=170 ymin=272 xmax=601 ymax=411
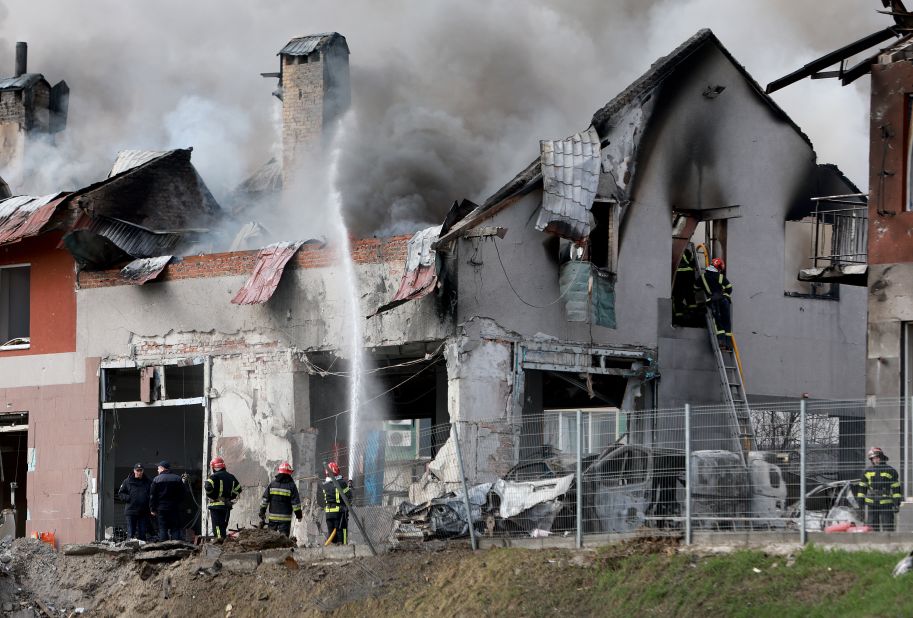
xmin=133 ymin=548 xmax=194 ymax=562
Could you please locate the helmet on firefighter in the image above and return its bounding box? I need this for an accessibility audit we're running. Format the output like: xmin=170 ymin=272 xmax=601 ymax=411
xmin=328 ymin=461 xmax=341 ymax=476
xmin=867 ymin=446 xmax=888 ymax=461
xmin=711 ymin=257 xmax=725 ymax=271
xmin=277 ymin=461 xmax=294 ymax=475
xmin=210 ymin=456 xmax=225 ymax=471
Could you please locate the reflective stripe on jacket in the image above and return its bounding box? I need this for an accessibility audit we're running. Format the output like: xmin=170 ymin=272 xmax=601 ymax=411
xmin=260 ymin=474 xmax=301 ymax=522
xmin=698 ymin=269 xmax=732 ymax=301
xmin=321 ymin=478 xmax=352 ymax=513
xmin=205 ymin=469 xmax=242 ymax=508
xmin=856 ymin=463 xmax=902 ymax=507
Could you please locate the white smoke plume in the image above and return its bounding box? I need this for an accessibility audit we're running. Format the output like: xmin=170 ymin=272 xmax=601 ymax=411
xmin=0 ymin=0 xmax=884 ymax=238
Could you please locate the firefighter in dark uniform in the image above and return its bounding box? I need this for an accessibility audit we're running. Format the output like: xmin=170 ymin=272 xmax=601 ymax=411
xmin=321 ymin=461 xmax=353 ymax=544
xmin=856 ymin=447 xmax=902 ymax=531
xmin=205 ymin=456 xmax=241 ymax=543
xmin=697 ymin=257 xmax=733 ymax=349
xmin=259 ymin=461 xmax=302 ymax=536
xmin=672 ymin=247 xmax=698 ymax=324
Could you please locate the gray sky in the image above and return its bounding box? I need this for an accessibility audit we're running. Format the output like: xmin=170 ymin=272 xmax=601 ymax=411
xmin=0 ymin=0 xmax=884 ymax=235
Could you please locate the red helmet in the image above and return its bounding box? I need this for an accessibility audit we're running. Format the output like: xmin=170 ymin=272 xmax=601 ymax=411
xmin=328 ymin=462 xmax=341 ymax=476
xmin=867 ymin=447 xmax=887 ymax=461
xmin=277 ymin=461 xmax=293 ymax=475
xmin=711 ymin=257 xmax=725 ymax=270
xmin=210 ymin=456 xmax=225 ymax=471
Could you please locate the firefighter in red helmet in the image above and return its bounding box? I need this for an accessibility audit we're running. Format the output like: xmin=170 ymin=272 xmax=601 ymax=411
xmin=321 ymin=461 xmax=353 ymax=544
xmin=856 ymin=447 xmax=902 ymax=531
xmin=697 ymin=256 xmax=734 ymax=350
xmin=204 ymin=456 xmax=241 ymax=543
xmin=259 ymin=461 xmax=302 ymax=537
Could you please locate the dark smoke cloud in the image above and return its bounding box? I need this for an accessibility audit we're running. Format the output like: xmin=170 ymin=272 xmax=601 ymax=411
xmin=0 ymin=0 xmax=884 ymax=238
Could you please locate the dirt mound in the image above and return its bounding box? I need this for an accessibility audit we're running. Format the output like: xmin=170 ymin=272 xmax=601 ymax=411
xmin=224 ymin=527 xmax=296 ymax=552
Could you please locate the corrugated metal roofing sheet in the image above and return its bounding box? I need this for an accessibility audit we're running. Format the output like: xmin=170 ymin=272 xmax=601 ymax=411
xmin=83 ymin=216 xmax=182 ymax=257
xmin=372 ymin=225 xmax=441 ymax=316
xmin=231 ymin=241 xmax=304 ymax=305
xmin=536 ymin=127 xmax=601 ymax=241
xmin=108 ymin=150 xmax=169 ymax=178
xmin=279 ymin=33 xmax=343 ymax=55
xmin=0 ymin=73 xmax=43 ymax=91
xmin=0 ymin=193 xmax=67 ymax=245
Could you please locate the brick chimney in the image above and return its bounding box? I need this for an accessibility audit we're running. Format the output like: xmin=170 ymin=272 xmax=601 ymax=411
xmin=264 ymin=33 xmax=350 ymax=185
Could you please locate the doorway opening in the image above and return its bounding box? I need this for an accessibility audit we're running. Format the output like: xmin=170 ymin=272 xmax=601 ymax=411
xmin=99 ymin=363 xmax=206 ymax=541
xmin=0 ymin=412 xmax=27 ymax=538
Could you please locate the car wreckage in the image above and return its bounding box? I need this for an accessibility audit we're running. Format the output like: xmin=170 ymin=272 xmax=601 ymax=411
xmin=391 ymin=443 xmax=789 ymax=540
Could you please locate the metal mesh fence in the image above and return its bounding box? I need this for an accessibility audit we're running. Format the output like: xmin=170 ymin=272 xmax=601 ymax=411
xmin=308 ymin=398 xmax=912 ymax=549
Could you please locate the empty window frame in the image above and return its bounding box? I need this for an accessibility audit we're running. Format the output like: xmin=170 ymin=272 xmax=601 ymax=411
xmin=784 ymin=219 xmax=837 ymax=299
xmin=0 ymin=265 xmax=29 ymax=348
xmin=588 ymin=199 xmax=620 ymax=272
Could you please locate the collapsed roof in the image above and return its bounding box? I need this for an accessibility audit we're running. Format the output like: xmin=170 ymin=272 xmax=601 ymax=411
xmin=0 ymin=148 xmax=222 ymax=270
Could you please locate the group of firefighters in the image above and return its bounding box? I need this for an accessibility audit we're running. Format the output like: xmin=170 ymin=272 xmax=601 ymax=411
xmin=119 ymin=446 xmax=905 ymax=541
xmin=117 ymin=457 xmax=352 ymax=544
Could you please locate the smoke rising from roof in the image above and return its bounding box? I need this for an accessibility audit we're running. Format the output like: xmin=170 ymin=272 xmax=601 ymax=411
xmin=0 ymin=0 xmax=882 ymax=238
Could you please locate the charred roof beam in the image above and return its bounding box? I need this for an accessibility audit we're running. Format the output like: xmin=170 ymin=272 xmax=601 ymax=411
xmin=765 ymin=27 xmax=899 ymax=93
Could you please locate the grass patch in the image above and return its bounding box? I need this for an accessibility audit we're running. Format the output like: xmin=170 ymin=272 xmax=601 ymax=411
xmin=341 ymin=542 xmax=913 ymax=618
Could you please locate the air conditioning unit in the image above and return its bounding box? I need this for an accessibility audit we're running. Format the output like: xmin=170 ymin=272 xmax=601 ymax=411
xmin=386 ymin=430 xmax=413 ymax=448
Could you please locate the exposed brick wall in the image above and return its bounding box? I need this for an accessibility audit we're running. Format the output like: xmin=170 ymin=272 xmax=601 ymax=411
xmin=78 ymin=235 xmax=411 ymax=289
xmin=0 ymin=90 xmax=24 ymax=123
xmin=282 ymin=57 xmax=324 ymax=178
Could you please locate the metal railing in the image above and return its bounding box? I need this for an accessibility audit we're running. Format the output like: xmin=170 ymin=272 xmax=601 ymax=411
xmin=808 ymin=197 xmax=867 ymax=268
xmin=309 ymin=397 xmax=911 ymax=549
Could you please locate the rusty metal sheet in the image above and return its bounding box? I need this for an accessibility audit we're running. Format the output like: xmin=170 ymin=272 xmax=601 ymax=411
xmin=0 ymin=193 xmax=67 ymax=246
xmin=372 ymin=226 xmax=440 ymax=316
xmin=120 ymin=256 xmax=173 ymax=285
xmin=231 ymin=241 xmax=303 ymax=305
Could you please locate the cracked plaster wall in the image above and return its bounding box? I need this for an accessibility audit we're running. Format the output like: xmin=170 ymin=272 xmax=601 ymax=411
xmin=76 ymin=257 xmax=450 ymax=525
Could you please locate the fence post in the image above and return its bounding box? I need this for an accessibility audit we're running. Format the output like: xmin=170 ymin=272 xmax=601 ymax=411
xmin=799 ymin=398 xmax=807 ymax=546
xmin=903 ymin=397 xmax=913 ymax=499
xmin=576 ymin=409 xmax=583 ymax=549
xmin=684 ymin=403 xmax=692 ymax=546
xmin=451 ymin=422 xmax=477 ymax=551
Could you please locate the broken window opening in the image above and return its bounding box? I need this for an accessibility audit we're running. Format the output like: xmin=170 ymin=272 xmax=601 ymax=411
xmin=587 ymin=199 xmax=619 ymax=272
xmin=98 ymin=405 xmax=204 ymax=542
xmin=101 ymin=363 xmax=205 ymax=404
xmin=0 ymin=265 xmax=29 ymax=348
xmin=784 ymin=218 xmax=838 ymax=300
xmin=309 ymin=346 xmax=446 ymax=507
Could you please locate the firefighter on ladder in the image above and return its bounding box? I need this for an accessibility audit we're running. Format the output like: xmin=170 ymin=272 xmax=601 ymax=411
xmin=205 ymin=456 xmax=241 ymax=543
xmin=672 ymin=247 xmax=698 ymax=324
xmin=857 ymin=447 xmax=902 ymax=532
xmin=321 ymin=461 xmax=353 ymax=545
xmin=697 ymin=257 xmax=733 ymax=350
xmin=259 ymin=461 xmax=302 ymax=536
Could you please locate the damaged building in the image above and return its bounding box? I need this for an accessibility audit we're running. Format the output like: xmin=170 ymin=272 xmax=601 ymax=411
xmin=0 ymin=29 xmax=868 ymax=543
xmin=0 ymin=42 xmax=68 ymax=176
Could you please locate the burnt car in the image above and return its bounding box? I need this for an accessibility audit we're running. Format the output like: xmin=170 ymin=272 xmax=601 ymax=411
xmin=785 ymin=479 xmax=864 ymax=531
xmin=503 ymin=444 xmax=665 ymax=533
